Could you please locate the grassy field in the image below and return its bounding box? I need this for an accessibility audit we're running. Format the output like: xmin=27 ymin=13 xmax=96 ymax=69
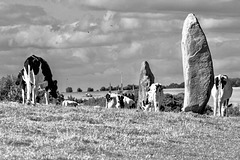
xmin=0 ymin=102 xmax=240 ymax=160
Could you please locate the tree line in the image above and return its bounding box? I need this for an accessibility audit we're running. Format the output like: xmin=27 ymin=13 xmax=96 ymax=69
xmin=65 ymin=78 xmax=240 ymax=93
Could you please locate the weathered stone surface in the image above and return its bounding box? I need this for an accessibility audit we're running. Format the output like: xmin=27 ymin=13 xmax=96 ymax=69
xmin=181 ymin=13 xmax=214 ymax=114
xmin=137 ymin=61 xmax=154 ymax=108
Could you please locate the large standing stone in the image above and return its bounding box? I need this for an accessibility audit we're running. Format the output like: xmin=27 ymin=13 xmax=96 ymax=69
xmin=181 ymin=13 xmax=214 ymax=114
xmin=137 ymin=61 xmax=154 ymax=108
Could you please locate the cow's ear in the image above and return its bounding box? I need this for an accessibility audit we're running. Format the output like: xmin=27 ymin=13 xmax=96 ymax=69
xmin=106 ymin=93 xmax=110 ymax=99
xmin=53 ymin=80 xmax=57 ymax=85
xmin=215 ymin=77 xmax=219 ymax=89
xmin=221 ymin=76 xmax=227 ymax=88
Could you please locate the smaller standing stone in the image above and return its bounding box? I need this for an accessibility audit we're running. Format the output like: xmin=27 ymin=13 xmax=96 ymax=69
xmin=181 ymin=13 xmax=214 ymax=114
xmin=138 ymin=61 xmax=155 ymax=108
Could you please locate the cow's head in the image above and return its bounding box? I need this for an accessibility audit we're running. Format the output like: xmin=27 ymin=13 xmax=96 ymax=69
xmin=106 ymin=93 xmax=112 ymax=102
xmin=150 ymin=83 xmax=163 ymax=93
xmin=214 ymin=74 xmax=228 ymax=90
xmin=105 ymin=93 xmax=118 ymax=108
xmin=49 ymin=80 xmax=58 ymax=98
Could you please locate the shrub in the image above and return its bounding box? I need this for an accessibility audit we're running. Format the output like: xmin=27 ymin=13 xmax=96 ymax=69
xmin=227 ymin=106 xmax=240 ymax=116
xmin=0 ymin=75 xmax=22 ymax=102
xmin=100 ymin=86 xmax=106 ymax=91
xmin=83 ymin=97 xmax=105 ymax=107
xmin=66 ymin=87 xmax=73 ymax=93
xmin=87 ymin=87 xmax=94 ymax=92
xmin=77 ymin=88 xmax=82 ymax=92
xmin=162 ymin=93 xmax=184 ymax=112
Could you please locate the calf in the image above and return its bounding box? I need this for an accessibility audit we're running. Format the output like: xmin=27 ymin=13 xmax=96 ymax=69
xmin=22 ymin=55 xmax=58 ymax=105
xmin=105 ymin=93 xmax=135 ymax=109
xmin=62 ymin=100 xmax=78 ymax=107
xmin=141 ymin=83 xmax=164 ymax=112
xmin=211 ymin=74 xmax=233 ymax=116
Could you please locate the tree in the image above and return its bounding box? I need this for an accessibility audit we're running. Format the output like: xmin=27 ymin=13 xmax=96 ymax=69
xmin=100 ymin=86 xmax=106 ymax=91
xmin=77 ymin=88 xmax=82 ymax=92
xmin=87 ymin=87 xmax=94 ymax=92
xmin=66 ymin=87 xmax=73 ymax=93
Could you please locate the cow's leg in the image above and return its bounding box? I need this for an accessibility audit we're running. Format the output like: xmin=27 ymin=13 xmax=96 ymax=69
xmin=224 ymin=99 xmax=230 ymax=117
xmin=26 ymin=82 xmax=31 ymax=105
xmin=213 ymin=98 xmax=217 ymax=116
xmin=220 ymin=102 xmax=224 ymax=117
xmin=31 ymin=85 xmax=36 ymax=105
xmin=21 ymin=89 xmax=25 ymax=104
xmin=106 ymin=100 xmax=108 ymax=108
xmin=155 ymin=102 xmax=159 ymax=112
xmin=45 ymin=91 xmax=49 ymax=105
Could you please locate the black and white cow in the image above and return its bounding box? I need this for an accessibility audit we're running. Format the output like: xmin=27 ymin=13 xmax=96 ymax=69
xmin=211 ymin=74 xmax=233 ymax=116
xmin=141 ymin=83 xmax=164 ymax=112
xmin=19 ymin=55 xmax=58 ymax=105
xmin=105 ymin=93 xmax=135 ymax=109
xmin=62 ymin=100 xmax=78 ymax=107
xmin=15 ymin=69 xmax=26 ymax=104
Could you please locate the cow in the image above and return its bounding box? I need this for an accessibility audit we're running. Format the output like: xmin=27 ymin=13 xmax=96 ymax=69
xmin=22 ymin=55 xmax=58 ymax=105
xmin=62 ymin=100 xmax=78 ymax=107
xmin=141 ymin=83 xmax=164 ymax=112
xmin=211 ymin=74 xmax=233 ymax=116
xmin=105 ymin=93 xmax=135 ymax=109
xmin=15 ymin=69 xmax=26 ymax=104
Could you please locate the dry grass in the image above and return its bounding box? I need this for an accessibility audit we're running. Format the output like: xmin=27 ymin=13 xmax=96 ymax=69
xmin=0 ymin=102 xmax=240 ymax=160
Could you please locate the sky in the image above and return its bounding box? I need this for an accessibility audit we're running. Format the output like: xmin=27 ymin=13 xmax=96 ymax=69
xmin=1 ymin=0 xmax=240 ymax=92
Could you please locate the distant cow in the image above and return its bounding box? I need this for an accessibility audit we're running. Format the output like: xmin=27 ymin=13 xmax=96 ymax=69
xmin=21 ymin=55 xmax=58 ymax=105
xmin=62 ymin=100 xmax=78 ymax=107
xmin=105 ymin=93 xmax=135 ymax=109
xmin=141 ymin=83 xmax=164 ymax=112
xmin=15 ymin=69 xmax=26 ymax=104
xmin=211 ymin=74 xmax=233 ymax=116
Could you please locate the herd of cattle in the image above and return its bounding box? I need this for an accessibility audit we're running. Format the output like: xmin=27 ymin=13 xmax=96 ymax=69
xmin=15 ymin=55 xmax=233 ymax=116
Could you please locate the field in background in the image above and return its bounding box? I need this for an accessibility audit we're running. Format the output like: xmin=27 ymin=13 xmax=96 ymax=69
xmin=62 ymin=87 xmax=240 ymax=107
xmin=0 ymin=102 xmax=240 ymax=159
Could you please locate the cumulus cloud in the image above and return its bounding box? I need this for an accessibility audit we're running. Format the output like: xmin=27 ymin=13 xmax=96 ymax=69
xmin=0 ymin=2 xmax=58 ymax=26
xmin=199 ymin=16 xmax=240 ymax=31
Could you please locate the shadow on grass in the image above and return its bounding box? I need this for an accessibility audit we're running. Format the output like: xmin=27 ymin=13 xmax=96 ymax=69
xmin=6 ymin=139 xmax=32 ymax=147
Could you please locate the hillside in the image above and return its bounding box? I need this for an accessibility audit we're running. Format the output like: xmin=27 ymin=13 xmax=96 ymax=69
xmin=0 ymin=102 xmax=240 ymax=159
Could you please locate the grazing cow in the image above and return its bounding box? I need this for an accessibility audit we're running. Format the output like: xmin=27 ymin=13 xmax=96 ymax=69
xmin=105 ymin=93 xmax=135 ymax=109
xmin=22 ymin=55 xmax=58 ymax=105
xmin=62 ymin=100 xmax=78 ymax=107
xmin=141 ymin=83 xmax=164 ymax=112
xmin=15 ymin=69 xmax=26 ymax=104
xmin=211 ymin=74 xmax=233 ymax=116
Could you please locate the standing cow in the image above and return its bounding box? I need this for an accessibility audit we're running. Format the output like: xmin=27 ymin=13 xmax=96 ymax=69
xmin=211 ymin=74 xmax=233 ymax=116
xmin=141 ymin=83 xmax=164 ymax=112
xmin=105 ymin=93 xmax=135 ymax=109
xmin=19 ymin=55 xmax=58 ymax=105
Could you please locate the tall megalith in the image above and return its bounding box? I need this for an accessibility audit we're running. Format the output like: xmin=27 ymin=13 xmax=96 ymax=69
xmin=181 ymin=13 xmax=214 ymax=114
xmin=138 ymin=61 xmax=154 ymax=108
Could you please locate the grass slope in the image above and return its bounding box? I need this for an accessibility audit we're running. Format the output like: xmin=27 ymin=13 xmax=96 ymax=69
xmin=0 ymin=102 xmax=240 ymax=160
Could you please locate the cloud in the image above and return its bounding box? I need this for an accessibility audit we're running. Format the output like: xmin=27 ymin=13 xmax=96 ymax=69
xmin=51 ymin=0 xmax=240 ymax=15
xmin=199 ymin=16 xmax=240 ymax=32
xmin=0 ymin=2 xmax=58 ymax=26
